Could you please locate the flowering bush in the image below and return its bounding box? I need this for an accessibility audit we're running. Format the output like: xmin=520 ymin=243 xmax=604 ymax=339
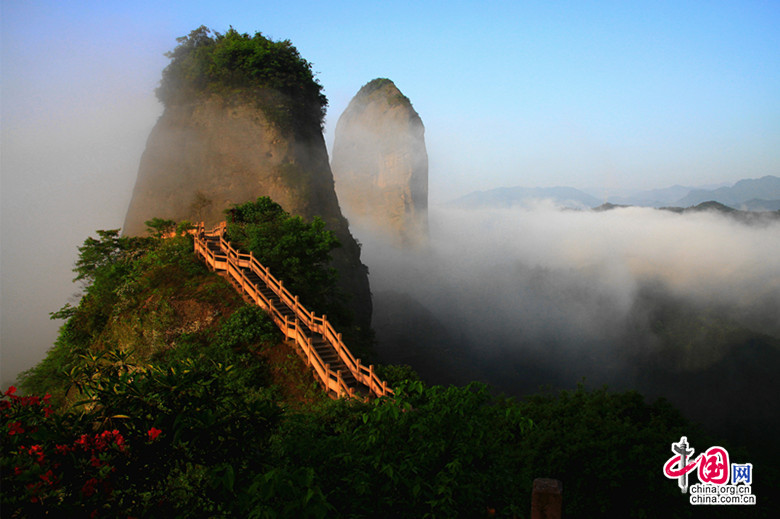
xmin=2 ymin=343 xmax=281 ymax=518
xmin=0 ymin=385 xmax=151 ymax=516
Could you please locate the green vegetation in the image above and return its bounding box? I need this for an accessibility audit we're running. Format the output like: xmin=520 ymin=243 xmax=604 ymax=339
xmin=6 ymin=214 xmax=761 ymax=517
xmin=355 ymin=78 xmax=412 ymax=108
xmin=225 ymin=197 xmax=344 ymax=322
xmin=20 ymin=223 xmax=248 ymax=405
xmin=156 ymin=26 xmax=327 ymax=134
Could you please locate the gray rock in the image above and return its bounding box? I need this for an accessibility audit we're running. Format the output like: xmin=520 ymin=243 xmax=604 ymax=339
xmin=331 ymin=79 xmax=428 ymax=248
xmin=123 ymin=95 xmax=372 ymax=330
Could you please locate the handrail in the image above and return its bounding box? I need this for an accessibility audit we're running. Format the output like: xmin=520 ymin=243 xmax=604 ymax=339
xmin=191 ymin=221 xmax=392 ymax=399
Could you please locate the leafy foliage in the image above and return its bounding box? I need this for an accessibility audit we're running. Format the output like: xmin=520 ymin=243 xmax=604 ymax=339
xmin=20 ymin=229 xmax=236 ymax=403
xmin=9 ymin=217 xmax=752 ymax=517
xmin=4 ymin=351 xmax=283 ymax=517
xmin=9 ymin=224 xmax=292 ymax=516
xmin=275 ymin=381 xmax=533 ymax=518
xmin=225 ymin=197 xmax=342 ymax=319
xmin=513 ymin=385 xmax=746 ymax=518
xmin=156 ymin=26 xmax=327 ymax=134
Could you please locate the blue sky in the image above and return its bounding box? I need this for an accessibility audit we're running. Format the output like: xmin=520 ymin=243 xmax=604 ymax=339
xmin=3 ymin=1 xmax=778 ymax=200
xmin=1 ymin=0 xmax=779 ymax=385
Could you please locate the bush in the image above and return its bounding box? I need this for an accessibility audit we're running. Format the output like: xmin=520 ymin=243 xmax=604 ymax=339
xmin=225 ymin=197 xmax=342 ymax=319
xmin=3 ymin=352 xmax=282 ymax=518
xmin=274 ymin=382 xmax=533 ymax=518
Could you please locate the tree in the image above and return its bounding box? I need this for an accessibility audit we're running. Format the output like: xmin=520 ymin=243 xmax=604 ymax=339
xmin=156 ymin=26 xmax=327 ymax=134
xmin=225 ymin=197 xmax=341 ymax=316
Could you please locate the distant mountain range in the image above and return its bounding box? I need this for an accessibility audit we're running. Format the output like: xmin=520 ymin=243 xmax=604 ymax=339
xmin=672 ymin=176 xmax=780 ymax=209
xmin=448 ymin=186 xmax=600 ymax=209
xmin=449 ymin=175 xmax=780 ymax=212
xmin=595 ymin=200 xmax=780 ymax=224
xmin=606 ymin=185 xmax=704 ymax=207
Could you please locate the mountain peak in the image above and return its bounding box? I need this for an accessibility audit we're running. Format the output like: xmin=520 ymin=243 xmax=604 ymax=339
xmin=331 ymin=78 xmax=428 ymax=248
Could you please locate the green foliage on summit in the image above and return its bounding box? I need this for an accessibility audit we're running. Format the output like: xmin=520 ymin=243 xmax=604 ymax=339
xmin=156 ymin=26 xmax=327 ymax=133
xmin=354 ymin=78 xmax=412 ymax=108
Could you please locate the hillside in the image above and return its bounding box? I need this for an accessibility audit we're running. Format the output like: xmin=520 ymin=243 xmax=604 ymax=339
xmin=5 ymin=220 xmax=756 ymax=517
xmin=122 ymin=26 xmax=372 ymax=334
xmin=659 ymin=200 xmax=780 ymax=224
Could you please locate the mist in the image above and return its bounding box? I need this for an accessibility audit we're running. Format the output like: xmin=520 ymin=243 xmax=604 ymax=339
xmin=357 ymin=202 xmax=780 ymax=440
xmin=0 ymin=96 xmax=162 ymax=389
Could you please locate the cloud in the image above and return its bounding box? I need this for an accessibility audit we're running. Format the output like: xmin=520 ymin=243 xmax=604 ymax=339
xmin=359 ymin=203 xmax=780 ymax=413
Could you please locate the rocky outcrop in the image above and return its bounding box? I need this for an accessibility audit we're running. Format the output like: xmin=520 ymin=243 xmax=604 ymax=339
xmin=331 ymin=79 xmax=428 ymax=247
xmin=123 ymin=96 xmax=372 ymax=330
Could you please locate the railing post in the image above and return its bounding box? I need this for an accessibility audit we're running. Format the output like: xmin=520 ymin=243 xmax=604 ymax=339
xmin=190 ymin=220 xmax=393 ymax=402
xmin=531 ymin=479 xmax=562 ymax=519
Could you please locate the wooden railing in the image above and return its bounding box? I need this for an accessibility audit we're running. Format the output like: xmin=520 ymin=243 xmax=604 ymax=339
xmin=191 ymin=222 xmax=392 ymax=399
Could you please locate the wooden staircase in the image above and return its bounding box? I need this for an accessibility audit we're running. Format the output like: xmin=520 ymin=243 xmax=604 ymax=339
xmin=193 ymin=223 xmax=389 ymax=399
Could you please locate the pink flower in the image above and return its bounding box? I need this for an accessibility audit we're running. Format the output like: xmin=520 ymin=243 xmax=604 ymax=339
xmin=75 ymin=434 xmax=91 ymax=449
xmin=147 ymin=427 xmax=162 ymax=441
xmin=21 ymin=395 xmax=40 ymax=406
xmin=54 ymin=443 xmax=71 ymax=455
xmin=40 ymin=469 xmax=57 ymax=486
xmin=81 ymin=477 xmax=99 ymax=497
xmin=27 ymin=445 xmax=45 ymax=464
xmin=26 ymin=481 xmax=43 ymax=502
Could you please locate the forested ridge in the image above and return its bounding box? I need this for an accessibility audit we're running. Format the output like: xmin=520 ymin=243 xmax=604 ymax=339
xmin=4 ymin=202 xmax=770 ymax=517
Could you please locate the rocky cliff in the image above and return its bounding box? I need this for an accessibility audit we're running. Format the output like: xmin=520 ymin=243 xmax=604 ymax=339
xmin=331 ymin=78 xmax=428 ymax=247
xmin=122 ymin=27 xmax=372 ymax=330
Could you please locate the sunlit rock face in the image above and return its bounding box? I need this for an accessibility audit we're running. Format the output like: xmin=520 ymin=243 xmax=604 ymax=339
xmin=122 ymin=95 xmax=372 ymax=329
xmin=331 ymin=78 xmax=428 ymax=248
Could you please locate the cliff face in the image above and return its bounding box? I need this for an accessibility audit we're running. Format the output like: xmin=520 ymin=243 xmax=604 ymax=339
xmin=331 ymin=79 xmax=428 ymax=247
xmin=123 ymin=96 xmax=372 ymax=330
xmin=125 ymin=98 xmax=336 ymax=234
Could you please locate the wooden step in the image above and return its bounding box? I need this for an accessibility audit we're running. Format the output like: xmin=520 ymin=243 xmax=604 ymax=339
xmin=193 ymin=231 xmax=388 ymax=400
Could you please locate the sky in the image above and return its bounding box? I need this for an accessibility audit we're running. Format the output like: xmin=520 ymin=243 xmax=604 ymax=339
xmin=1 ymin=0 xmax=779 ymax=386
